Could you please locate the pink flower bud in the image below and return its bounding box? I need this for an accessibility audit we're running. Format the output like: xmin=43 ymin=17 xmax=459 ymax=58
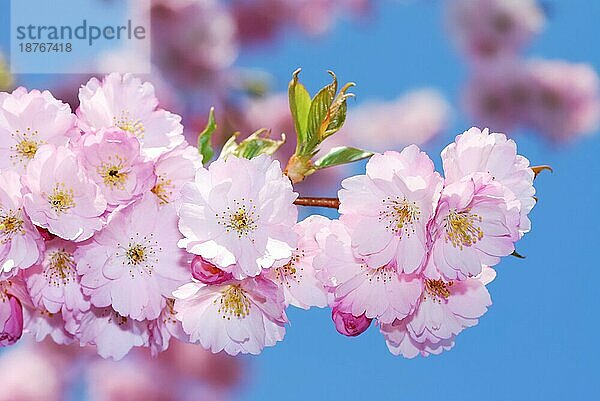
xmin=332 ymin=306 xmax=372 ymax=337
xmin=37 ymin=226 xmax=56 ymax=241
xmin=191 ymin=256 xmax=233 ymax=285
xmin=1 ymin=294 xmax=24 ymax=346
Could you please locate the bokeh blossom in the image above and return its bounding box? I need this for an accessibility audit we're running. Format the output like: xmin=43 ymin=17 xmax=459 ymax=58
xmin=178 ymin=155 xmax=298 ymax=279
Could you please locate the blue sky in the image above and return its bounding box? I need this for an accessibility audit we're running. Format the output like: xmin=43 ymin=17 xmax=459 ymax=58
xmin=3 ymin=1 xmax=600 ymax=400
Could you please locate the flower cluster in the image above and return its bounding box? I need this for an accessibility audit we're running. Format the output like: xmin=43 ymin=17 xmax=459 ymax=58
xmin=1 ymin=72 xmax=542 ymax=360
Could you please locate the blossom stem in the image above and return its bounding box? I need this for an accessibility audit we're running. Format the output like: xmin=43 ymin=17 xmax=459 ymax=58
xmin=294 ymin=197 xmax=340 ymax=209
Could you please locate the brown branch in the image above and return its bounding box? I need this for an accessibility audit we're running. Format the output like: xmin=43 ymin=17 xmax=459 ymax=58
xmin=294 ymin=197 xmax=340 ymax=209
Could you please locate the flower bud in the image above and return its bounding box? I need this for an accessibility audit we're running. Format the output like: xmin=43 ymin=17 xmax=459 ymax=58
xmin=191 ymin=256 xmax=233 ymax=285
xmin=1 ymin=294 xmax=24 ymax=346
xmin=332 ymin=305 xmax=372 ymax=337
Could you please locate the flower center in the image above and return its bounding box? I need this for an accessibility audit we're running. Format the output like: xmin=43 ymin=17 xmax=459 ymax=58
xmin=444 ymin=209 xmax=484 ymax=249
xmin=379 ymin=196 xmax=421 ymax=237
xmin=217 ymin=285 xmax=251 ymax=320
xmin=116 ymin=233 xmax=160 ymax=278
xmin=48 ymin=183 xmax=75 ymax=214
xmin=10 ymin=128 xmax=43 ymax=166
xmin=275 ymin=250 xmax=305 ymax=287
xmin=365 ymin=264 xmax=395 ymax=284
xmin=0 ymin=209 xmax=24 ymax=242
xmin=217 ymin=199 xmax=258 ymax=239
xmin=114 ymin=110 xmax=145 ymax=138
xmin=98 ymin=155 xmax=128 ymax=189
xmin=151 ymin=175 xmax=173 ymax=205
xmin=45 ymin=249 xmax=76 ymax=287
xmin=424 ymin=279 xmax=454 ymax=303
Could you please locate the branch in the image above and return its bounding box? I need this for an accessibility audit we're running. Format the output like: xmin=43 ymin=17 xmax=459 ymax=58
xmin=294 ymin=197 xmax=340 ymax=209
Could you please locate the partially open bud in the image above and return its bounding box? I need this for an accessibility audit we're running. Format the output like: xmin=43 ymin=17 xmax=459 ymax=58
xmin=0 ymin=294 xmax=24 ymax=347
xmin=191 ymin=256 xmax=233 ymax=285
xmin=332 ymin=305 xmax=372 ymax=337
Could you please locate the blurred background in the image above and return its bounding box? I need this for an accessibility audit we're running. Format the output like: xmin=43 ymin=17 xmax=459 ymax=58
xmin=1 ymin=0 xmax=599 ymax=400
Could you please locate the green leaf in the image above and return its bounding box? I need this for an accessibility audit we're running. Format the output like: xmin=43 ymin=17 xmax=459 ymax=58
xmin=220 ymin=129 xmax=286 ymax=160
xmin=304 ymin=71 xmax=338 ymax=154
xmin=288 ymin=69 xmax=312 ymax=150
xmin=197 ymin=107 xmax=217 ymax=165
xmin=313 ymin=146 xmax=374 ymax=169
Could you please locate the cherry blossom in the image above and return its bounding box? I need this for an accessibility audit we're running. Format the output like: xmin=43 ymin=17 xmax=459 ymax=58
xmin=76 ymin=195 xmax=190 ymax=321
xmin=0 ymin=285 xmax=24 ymax=346
xmin=77 ymin=73 xmax=185 ymax=158
xmin=339 ymin=146 xmax=443 ymax=271
xmin=173 ymin=275 xmax=287 ymax=355
xmin=178 ymin=155 xmax=298 ymax=279
xmin=22 ymin=144 xmax=107 ymax=242
xmin=0 ymin=87 xmax=76 ymax=173
xmin=0 ymin=170 xmax=44 ymax=279
xmin=76 ymin=128 xmax=156 ymax=207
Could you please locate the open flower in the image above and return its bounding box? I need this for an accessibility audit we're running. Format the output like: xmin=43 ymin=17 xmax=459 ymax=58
xmin=267 ymin=215 xmax=329 ymax=309
xmin=315 ymin=219 xmax=421 ymax=324
xmin=178 ymin=155 xmax=298 ymax=279
xmin=69 ymin=306 xmax=150 ymax=360
xmin=426 ymin=173 xmax=520 ymax=280
xmin=339 ymin=146 xmax=443 ymax=272
xmin=0 ymin=170 xmax=44 ymax=279
xmin=24 ymin=238 xmax=89 ymax=314
xmin=22 ymin=307 xmax=74 ymax=345
xmin=77 ymin=128 xmax=156 ymax=207
xmin=442 ymin=127 xmax=536 ymax=235
xmin=76 ymin=195 xmax=191 ymax=321
xmin=147 ymin=298 xmax=189 ymax=356
xmin=173 ymin=275 xmax=287 ymax=355
xmin=150 ymin=142 xmax=203 ymax=206
xmin=77 ymin=73 xmax=185 ymax=158
xmin=22 ymin=144 xmax=107 ymax=242
xmin=380 ymin=267 xmax=495 ymax=358
xmin=0 ymin=87 xmax=76 ymax=173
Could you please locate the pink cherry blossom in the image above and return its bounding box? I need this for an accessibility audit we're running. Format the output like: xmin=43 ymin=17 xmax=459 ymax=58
xmin=22 ymin=144 xmax=107 ymax=242
xmin=147 ymin=298 xmax=189 ymax=356
xmin=315 ymin=219 xmax=421 ymax=324
xmin=76 ymin=128 xmax=156 ymax=206
xmin=426 ymin=173 xmax=520 ymax=280
xmin=0 ymin=170 xmax=44 ymax=279
xmin=24 ymin=238 xmax=89 ymax=314
xmin=441 ymin=127 xmax=535 ymax=235
xmin=22 ymin=307 xmax=74 ymax=345
xmin=191 ymin=256 xmax=233 ymax=285
xmin=0 ymin=87 xmax=76 ymax=173
xmin=70 ymin=306 xmax=150 ymax=360
xmin=446 ymin=0 xmax=545 ymax=60
xmin=525 ymin=59 xmax=600 ymax=141
xmin=0 ymin=288 xmax=23 ymax=346
xmin=341 ymin=89 xmax=450 ymax=151
xmin=268 ymin=215 xmax=329 ymax=309
xmin=339 ymin=146 xmax=443 ymax=271
xmin=77 ymin=73 xmax=185 ymax=158
xmin=380 ymin=267 xmax=495 ymax=358
xmin=76 ymin=195 xmax=190 ymax=321
xmin=178 ymin=155 xmax=298 ymax=279
xmin=151 ymin=142 xmax=202 ymax=206
xmin=331 ymin=305 xmax=372 ymax=337
xmin=173 ymin=275 xmax=287 ymax=355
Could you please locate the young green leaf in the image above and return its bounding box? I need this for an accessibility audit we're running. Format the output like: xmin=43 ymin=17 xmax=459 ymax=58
xmin=313 ymin=146 xmax=374 ymax=169
xmin=288 ymin=69 xmax=312 ymax=150
xmin=304 ymin=71 xmax=338 ymax=154
xmin=220 ymin=129 xmax=286 ymax=160
xmin=197 ymin=107 xmax=217 ymax=165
